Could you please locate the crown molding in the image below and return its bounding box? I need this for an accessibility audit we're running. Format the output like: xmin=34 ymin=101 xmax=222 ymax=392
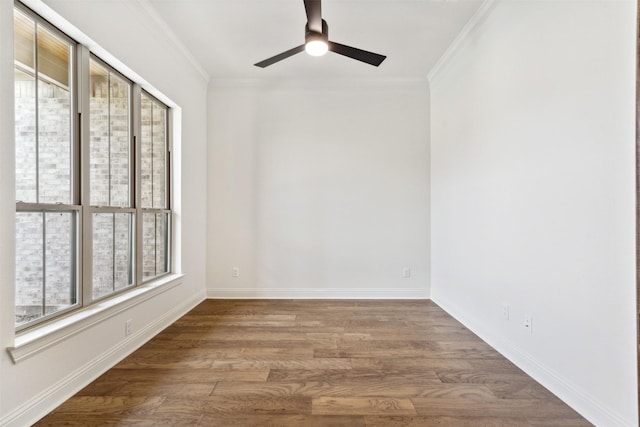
xmin=427 ymin=0 xmax=497 ymax=84
xmin=134 ymin=0 xmax=210 ymax=84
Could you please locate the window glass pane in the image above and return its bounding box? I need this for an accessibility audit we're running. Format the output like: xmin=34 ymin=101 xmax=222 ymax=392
xmin=142 ymin=213 xmax=154 ymax=279
xmin=152 ymin=103 xmax=167 ymax=208
xmin=15 ymin=67 xmax=37 ymax=203
xmin=14 ymin=11 xmax=72 ymax=204
xmin=15 ymin=211 xmax=76 ymax=326
xmin=14 ymin=11 xmax=36 ymax=203
xmin=90 ymin=59 xmax=130 ymax=207
xmin=38 ymin=26 xmax=72 ymax=204
xmin=89 ymin=61 xmax=109 ymax=206
xmin=114 ymin=213 xmax=133 ymax=291
xmin=109 ymin=75 xmax=130 ymax=206
xmin=45 ymin=211 xmax=76 ymax=315
xmin=142 ymin=212 xmax=169 ymax=279
xmin=37 ymin=74 xmax=71 ymax=204
xmin=155 ymin=212 xmax=168 ymax=275
xmin=140 ymin=93 xmax=167 ymax=209
xmin=93 ymin=212 xmax=133 ymax=300
xmin=37 ymin=25 xmax=70 ymax=87
xmin=92 ymin=213 xmax=113 ymax=297
xmin=140 ymin=95 xmax=152 ymax=207
xmin=15 ymin=212 xmax=44 ymax=325
xmin=14 ymin=10 xmax=35 ymax=70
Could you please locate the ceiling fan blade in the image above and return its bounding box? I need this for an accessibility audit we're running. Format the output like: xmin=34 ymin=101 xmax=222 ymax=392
xmin=254 ymin=45 xmax=306 ymax=68
xmin=304 ymin=0 xmax=322 ymax=33
xmin=328 ymin=41 xmax=386 ymax=67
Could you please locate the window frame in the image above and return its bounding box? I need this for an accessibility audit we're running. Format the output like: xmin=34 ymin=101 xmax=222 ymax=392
xmin=14 ymin=3 xmax=81 ymax=332
xmin=14 ymin=204 xmax=82 ymax=331
xmin=81 ymin=51 xmax=137 ymax=305
xmin=14 ymin=2 xmax=174 ymax=331
xmin=86 ymin=54 xmax=135 ymax=209
xmin=136 ymin=89 xmax=172 ymax=284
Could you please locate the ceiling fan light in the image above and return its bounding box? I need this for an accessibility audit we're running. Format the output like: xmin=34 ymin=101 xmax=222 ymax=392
xmin=305 ymin=40 xmax=328 ymax=56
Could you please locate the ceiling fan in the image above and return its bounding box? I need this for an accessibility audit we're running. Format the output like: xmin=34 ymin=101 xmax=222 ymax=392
xmin=254 ymin=0 xmax=387 ymax=68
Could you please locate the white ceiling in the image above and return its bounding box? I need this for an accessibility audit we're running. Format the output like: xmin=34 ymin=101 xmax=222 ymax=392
xmin=145 ymin=0 xmax=485 ymax=81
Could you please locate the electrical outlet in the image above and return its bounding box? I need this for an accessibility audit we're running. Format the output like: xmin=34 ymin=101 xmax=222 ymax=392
xmin=523 ymin=315 xmax=532 ymax=334
xmin=232 ymin=267 xmax=240 ymax=278
xmin=125 ymin=319 xmax=132 ymax=336
xmin=502 ymin=304 xmax=510 ymax=320
xmin=402 ymin=267 xmax=411 ymax=278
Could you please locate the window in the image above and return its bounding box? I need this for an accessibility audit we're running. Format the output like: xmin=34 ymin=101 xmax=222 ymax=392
xmin=14 ymin=3 xmax=172 ymax=330
xmin=139 ymin=92 xmax=170 ymax=280
xmin=88 ymin=58 xmax=135 ymax=300
xmin=14 ymin=7 xmax=79 ymax=326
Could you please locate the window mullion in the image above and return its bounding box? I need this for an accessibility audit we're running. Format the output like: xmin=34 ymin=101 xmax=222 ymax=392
xmin=41 ymin=212 xmax=46 ymax=317
xmin=77 ymin=44 xmax=92 ymax=307
xmin=71 ymin=43 xmax=80 ymax=206
xmin=133 ymin=84 xmax=142 ymax=286
xmin=107 ymin=73 xmax=111 ymax=207
xmin=34 ymin=21 xmax=40 ymax=204
xmin=167 ymin=109 xmax=173 ymax=275
xmin=111 ymin=213 xmax=115 ymax=293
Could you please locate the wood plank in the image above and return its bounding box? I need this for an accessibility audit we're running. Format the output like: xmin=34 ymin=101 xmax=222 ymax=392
xmin=212 ymin=381 xmax=430 ymax=398
xmin=465 ymin=358 xmax=526 ymax=372
xmin=154 ymin=396 xmax=311 ymax=416
xmin=484 ymin=383 xmax=558 ymax=400
xmin=351 ymin=357 xmax=473 ymax=371
xmin=436 ymin=370 xmax=543 ymax=385
xmin=173 ymin=331 xmax=309 ymax=341
xmin=33 ymin=414 xmax=203 ymax=426
xmin=45 ymin=396 xmax=164 ymax=415
xmin=76 ymin=368 xmax=267 ymax=396
xmin=314 ymin=347 xmax=439 ymax=359
xmin=363 ymin=416 xmax=534 ymax=427
xmin=213 ymin=381 xmax=497 ymax=400
xmin=147 ymin=339 xmax=315 ymax=350
xmin=174 ymin=314 xmax=296 ymax=323
xmin=127 ymin=345 xmax=314 ymax=359
xmin=312 ymin=396 xmax=416 ymax=416
xmin=197 ymin=414 xmax=365 ymax=427
xmin=411 ymin=397 xmax=585 ymax=418
xmin=207 ymin=358 xmax=353 ymax=370
xmin=527 ymin=417 xmax=593 ymax=426
xmin=107 ymin=368 xmax=270 ymax=382
xmin=113 ymin=382 xmax=214 ymax=397
xmin=266 ymin=368 xmax=440 ymax=383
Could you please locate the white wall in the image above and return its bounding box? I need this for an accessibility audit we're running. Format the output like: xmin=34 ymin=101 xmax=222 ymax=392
xmin=430 ymin=1 xmax=637 ymax=426
xmin=0 ymin=0 xmax=16 ymax=420
xmin=207 ymin=80 xmax=430 ymax=298
xmin=0 ymin=1 xmax=208 ymax=425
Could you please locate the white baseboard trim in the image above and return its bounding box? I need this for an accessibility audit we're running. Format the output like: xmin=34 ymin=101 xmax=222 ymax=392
xmin=432 ymin=294 xmax=634 ymax=427
xmin=0 ymin=292 xmax=204 ymax=427
xmin=206 ymin=287 xmax=429 ymax=300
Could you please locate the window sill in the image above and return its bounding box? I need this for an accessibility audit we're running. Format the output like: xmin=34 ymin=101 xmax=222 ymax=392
xmin=7 ymin=273 xmax=184 ymax=364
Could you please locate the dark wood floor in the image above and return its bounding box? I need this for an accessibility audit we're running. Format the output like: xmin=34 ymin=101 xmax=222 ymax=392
xmin=35 ymin=300 xmax=591 ymax=426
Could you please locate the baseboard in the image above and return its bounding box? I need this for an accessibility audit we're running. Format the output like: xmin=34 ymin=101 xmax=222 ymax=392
xmin=206 ymin=286 xmax=429 ymax=299
xmin=0 ymin=292 xmax=204 ymax=427
xmin=432 ymin=294 xmax=634 ymax=427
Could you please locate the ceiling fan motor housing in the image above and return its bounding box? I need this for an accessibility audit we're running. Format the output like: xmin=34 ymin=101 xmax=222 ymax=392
xmin=254 ymin=1 xmax=386 ymax=68
xmin=305 ymin=19 xmax=329 ymax=44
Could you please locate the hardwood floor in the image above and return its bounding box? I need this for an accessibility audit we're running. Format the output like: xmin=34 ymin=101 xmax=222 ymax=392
xmin=34 ymin=300 xmax=592 ymax=426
